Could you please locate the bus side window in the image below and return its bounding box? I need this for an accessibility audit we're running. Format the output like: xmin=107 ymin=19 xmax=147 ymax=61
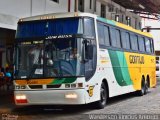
xmin=110 ymin=27 xmax=116 ymax=47
xmin=97 ymin=22 xmax=105 ymax=45
xmin=130 ymin=34 xmax=138 ymax=51
xmin=115 ymin=29 xmax=121 ymax=48
xmin=121 ymin=31 xmax=130 ymax=49
xmin=110 ymin=27 xmax=121 ymax=48
xmin=150 ymin=39 xmax=154 ymax=53
xmin=104 ymin=26 xmax=110 ymax=46
xmin=145 ymin=37 xmax=151 ymax=53
xmin=84 ymin=18 xmax=95 ymax=37
xmin=138 ymin=36 xmax=145 ymax=52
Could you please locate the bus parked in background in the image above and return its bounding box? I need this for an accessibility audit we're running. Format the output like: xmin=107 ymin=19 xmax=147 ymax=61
xmin=14 ymin=12 xmax=156 ymax=109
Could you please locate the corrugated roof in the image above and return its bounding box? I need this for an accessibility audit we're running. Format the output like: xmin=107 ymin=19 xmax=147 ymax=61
xmin=112 ymin=0 xmax=160 ymax=14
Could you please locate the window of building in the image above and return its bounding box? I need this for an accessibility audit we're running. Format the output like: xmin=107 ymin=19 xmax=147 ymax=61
xmin=78 ymin=0 xmax=84 ymax=12
xmin=115 ymin=15 xmax=119 ymax=22
xmin=138 ymin=36 xmax=145 ymax=52
xmin=121 ymin=31 xmax=130 ymax=49
xmin=101 ymin=4 xmax=106 ymax=18
xmin=94 ymin=0 xmax=96 ymax=12
xmin=145 ymin=38 xmax=151 ymax=53
xmin=90 ymin=0 xmax=92 ymax=9
xmin=51 ymin=0 xmax=59 ymax=3
xmin=126 ymin=16 xmax=131 ymax=26
xmin=130 ymin=34 xmax=138 ymax=51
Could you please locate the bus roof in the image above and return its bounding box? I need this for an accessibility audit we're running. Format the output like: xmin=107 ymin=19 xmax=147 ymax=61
xmin=19 ymin=12 xmax=152 ymax=38
xmin=19 ymin=12 xmax=97 ymax=22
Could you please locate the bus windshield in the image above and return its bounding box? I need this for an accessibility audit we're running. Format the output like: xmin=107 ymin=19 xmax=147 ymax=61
xmin=15 ymin=38 xmax=85 ymax=79
xmin=14 ymin=17 xmax=96 ymax=80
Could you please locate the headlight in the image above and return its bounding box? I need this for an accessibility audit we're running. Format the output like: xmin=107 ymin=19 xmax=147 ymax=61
xmin=65 ymin=93 xmax=78 ymax=99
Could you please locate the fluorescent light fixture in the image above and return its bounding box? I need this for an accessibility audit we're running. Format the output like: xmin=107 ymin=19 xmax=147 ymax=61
xmin=139 ymin=4 xmax=145 ymax=9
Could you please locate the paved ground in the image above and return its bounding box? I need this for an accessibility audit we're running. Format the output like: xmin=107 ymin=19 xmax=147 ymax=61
xmin=0 ymin=80 xmax=160 ymax=120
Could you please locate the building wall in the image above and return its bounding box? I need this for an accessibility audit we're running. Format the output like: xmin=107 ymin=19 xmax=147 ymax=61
xmin=90 ymin=0 xmax=142 ymax=30
xmin=0 ymin=0 xmax=71 ymax=18
xmin=142 ymin=19 xmax=160 ymax=51
xmin=0 ymin=0 xmax=142 ymax=29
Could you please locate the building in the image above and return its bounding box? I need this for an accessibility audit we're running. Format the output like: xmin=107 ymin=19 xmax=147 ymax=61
xmin=0 ymin=0 xmax=154 ymax=67
xmin=78 ymin=0 xmax=141 ymax=30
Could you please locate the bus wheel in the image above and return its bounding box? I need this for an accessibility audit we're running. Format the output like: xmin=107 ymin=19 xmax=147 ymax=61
xmin=95 ymin=82 xmax=107 ymax=109
xmin=144 ymin=80 xmax=149 ymax=95
xmin=138 ymin=78 xmax=145 ymax=96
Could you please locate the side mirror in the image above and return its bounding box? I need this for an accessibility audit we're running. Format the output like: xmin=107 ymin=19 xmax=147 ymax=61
xmin=86 ymin=45 xmax=93 ymax=60
xmin=82 ymin=39 xmax=93 ymax=61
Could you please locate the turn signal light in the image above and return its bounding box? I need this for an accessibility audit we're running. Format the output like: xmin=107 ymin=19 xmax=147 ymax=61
xmin=15 ymin=94 xmax=28 ymax=104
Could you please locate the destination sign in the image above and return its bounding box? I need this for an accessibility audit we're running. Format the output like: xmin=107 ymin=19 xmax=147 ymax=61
xmin=45 ymin=35 xmax=73 ymax=40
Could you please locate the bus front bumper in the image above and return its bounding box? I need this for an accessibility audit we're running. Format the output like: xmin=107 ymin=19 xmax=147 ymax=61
xmin=14 ymin=89 xmax=86 ymax=105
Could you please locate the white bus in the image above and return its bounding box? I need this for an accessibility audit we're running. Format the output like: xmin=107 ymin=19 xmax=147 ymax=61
xmin=14 ymin=12 xmax=156 ymax=109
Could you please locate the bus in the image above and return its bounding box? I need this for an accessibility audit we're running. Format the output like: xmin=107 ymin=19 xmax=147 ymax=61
xmin=14 ymin=12 xmax=156 ymax=109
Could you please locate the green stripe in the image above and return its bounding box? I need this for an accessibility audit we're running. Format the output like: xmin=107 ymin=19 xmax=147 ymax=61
xmin=50 ymin=77 xmax=77 ymax=85
xmin=108 ymin=50 xmax=132 ymax=86
xmin=97 ymin=17 xmax=116 ymax=26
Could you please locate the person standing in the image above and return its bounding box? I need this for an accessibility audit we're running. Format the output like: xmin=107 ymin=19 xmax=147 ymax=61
xmin=5 ymin=67 xmax=12 ymax=90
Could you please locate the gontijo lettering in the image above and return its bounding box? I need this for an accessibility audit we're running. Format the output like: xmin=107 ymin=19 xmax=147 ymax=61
xmin=129 ymin=55 xmax=144 ymax=64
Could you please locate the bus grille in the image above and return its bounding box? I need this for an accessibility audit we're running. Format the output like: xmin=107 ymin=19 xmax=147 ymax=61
xmin=47 ymin=85 xmax=61 ymax=88
xmin=28 ymin=85 xmax=43 ymax=89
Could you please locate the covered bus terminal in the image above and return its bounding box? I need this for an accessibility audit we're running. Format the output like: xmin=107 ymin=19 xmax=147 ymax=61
xmin=0 ymin=0 xmax=160 ymax=119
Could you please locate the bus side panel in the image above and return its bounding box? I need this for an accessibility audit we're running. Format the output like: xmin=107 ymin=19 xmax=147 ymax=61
xmin=124 ymin=52 xmax=156 ymax=90
xmin=97 ymin=49 xmax=135 ymax=98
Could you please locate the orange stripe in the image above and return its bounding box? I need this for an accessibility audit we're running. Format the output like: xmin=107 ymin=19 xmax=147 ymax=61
xmin=15 ymin=79 xmax=54 ymax=85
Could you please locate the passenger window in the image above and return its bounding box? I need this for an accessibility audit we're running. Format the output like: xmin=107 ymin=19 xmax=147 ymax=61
xmin=115 ymin=29 xmax=121 ymax=48
xmin=110 ymin=27 xmax=121 ymax=48
xmin=145 ymin=38 xmax=151 ymax=53
xmin=121 ymin=31 xmax=130 ymax=49
xmin=84 ymin=18 xmax=95 ymax=37
xmin=138 ymin=37 xmax=145 ymax=52
xmin=104 ymin=26 xmax=110 ymax=46
xmin=150 ymin=39 xmax=154 ymax=53
xmin=110 ymin=28 xmax=116 ymax=47
xmin=130 ymin=34 xmax=138 ymax=51
xmin=97 ymin=22 xmax=105 ymax=45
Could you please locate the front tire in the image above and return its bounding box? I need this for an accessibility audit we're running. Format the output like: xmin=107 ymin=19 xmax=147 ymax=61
xmin=95 ymin=82 xmax=107 ymax=109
